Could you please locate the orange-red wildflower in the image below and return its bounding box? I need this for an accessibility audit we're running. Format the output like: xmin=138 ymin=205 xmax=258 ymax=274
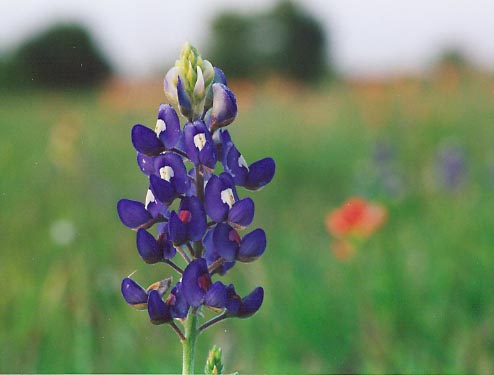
xmin=325 ymin=197 xmax=387 ymax=260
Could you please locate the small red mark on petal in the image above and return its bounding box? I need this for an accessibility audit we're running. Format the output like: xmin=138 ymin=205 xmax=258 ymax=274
xmin=179 ymin=210 xmax=192 ymax=223
xmin=197 ymin=274 xmax=211 ymax=291
xmin=165 ymin=293 xmax=176 ymax=306
xmin=228 ymin=229 xmax=241 ymax=245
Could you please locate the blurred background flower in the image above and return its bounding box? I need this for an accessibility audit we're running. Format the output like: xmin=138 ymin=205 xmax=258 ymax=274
xmin=326 ymin=197 xmax=387 ymax=260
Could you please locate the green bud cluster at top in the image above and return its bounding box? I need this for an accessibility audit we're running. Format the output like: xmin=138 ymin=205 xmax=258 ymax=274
xmin=166 ymin=42 xmax=215 ymax=119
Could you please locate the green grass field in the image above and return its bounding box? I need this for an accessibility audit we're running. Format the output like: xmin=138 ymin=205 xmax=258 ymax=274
xmin=1 ymin=72 xmax=493 ymax=373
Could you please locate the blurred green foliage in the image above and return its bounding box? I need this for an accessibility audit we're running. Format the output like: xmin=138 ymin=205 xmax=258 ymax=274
xmin=209 ymin=1 xmax=329 ymax=82
xmin=0 ymin=70 xmax=493 ymax=374
xmin=0 ymin=23 xmax=111 ymax=89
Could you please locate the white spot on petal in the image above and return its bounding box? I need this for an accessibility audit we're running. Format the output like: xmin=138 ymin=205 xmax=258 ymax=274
xmin=220 ymin=188 xmax=235 ymax=209
xmin=193 ymin=133 xmax=207 ymax=151
xmin=155 ymin=119 xmax=166 ymax=136
xmin=238 ymin=154 xmax=248 ymax=170
xmin=145 ymin=189 xmax=156 ymax=209
xmin=159 ymin=165 xmax=175 ymax=182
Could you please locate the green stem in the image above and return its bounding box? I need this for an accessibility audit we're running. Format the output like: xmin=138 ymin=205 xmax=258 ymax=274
xmin=182 ymin=312 xmax=199 ymax=375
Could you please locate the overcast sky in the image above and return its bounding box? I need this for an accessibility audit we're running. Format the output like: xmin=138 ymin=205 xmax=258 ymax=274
xmin=1 ymin=0 xmax=493 ymax=77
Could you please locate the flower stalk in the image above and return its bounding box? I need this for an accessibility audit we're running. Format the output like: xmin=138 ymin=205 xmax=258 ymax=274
xmin=117 ymin=42 xmax=275 ymax=375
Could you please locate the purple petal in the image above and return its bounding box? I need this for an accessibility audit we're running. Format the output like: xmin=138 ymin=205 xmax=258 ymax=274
xmin=228 ymin=198 xmax=255 ymax=230
xmin=168 ymin=282 xmax=189 ymax=318
xmin=245 ymin=157 xmax=276 ymax=190
xmin=215 ymin=129 xmax=233 ymax=165
xmin=136 ymin=153 xmax=156 ymax=175
xmin=183 ymin=122 xmax=200 ymax=165
xmin=237 ymin=287 xmax=264 ymax=318
xmin=117 ymin=199 xmax=152 ymax=229
xmin=149 ymin=175 xmax=175 ymax=205
xmin=204 ymin=175 xmax=229 ymax=222
xmin=211 ymin=83 xmax=237 ymax=129
xmin=157 ymin=225 xmax=176 ymax=259
xmin=177 ymin=76 xmax=193 ymax=118
xmin=168 ymin=211 xmax=187 ymax=245
xmin=148 ymin=290 xmax=172 ymax=324
xmin=213 ymin=223 xmax=239 ymax=262
xmin=181 ymin=196 xmax=207 ymax=241
xmin=214 ymin=67 xmax=227 ymax=86
xmin=131 ymin=124 xmax=164 ymax=155
xmin=154 ymin=152 xmax=190 ymax=195
xmin=238 ymin=228 xmax=266 ymax=262
xmin=226 ymin=145 xmax=249 ymax=186
xmin=204 ymin=281 xmax=227 ymax=309
xmin=204 ymin=67 xmax=228 ymax=113
xmin=225 ymin=284 xmax=241 ymax=315
xmin=182 ymin=258 xmax=210 ymax=308
xmin=157 ymin=104 xmax=181 ymax=149
xmin=145 ymin=189 xmax=166 ymax=219
xmin=136 ymin=228 xmax=163 ymax=264
xmin=121 ymin=278 xmax=148 ymax=309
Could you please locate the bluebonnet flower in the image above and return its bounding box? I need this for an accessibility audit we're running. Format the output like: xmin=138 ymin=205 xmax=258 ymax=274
xmin=437 ymin=141 xmax=466 ymax=189
xmin=205 ymin=172 xmax=255 ymax=229
xmin=168 ymin=196 xmax=207 ymax=245
xmin=131 ymin=104 xmax=181 ymax=156
xmin=203 ymin=229 xmax=236 ymax=276
xmin=121 ymin=277 xmax=171 ymax=310
xmin=148 ymin=282 xmax=190 ymax=324
xmin=117 ymin=42 xmax=275 ymax=373
xmin=136 ymin=224 xmax=176 ymax=264
xmin=218 ymin=130 xmax=275 ymax=190
xmin=225 ymin=284 xmax=264 ymax=318
xmin=211 ymin=223 xmax=266 ymax=262
xmin=182 ymin=259 xmax=226 ymax=309
xmin=149 ymin=152 xmax=190 ymax=205
xmin=184 ymin=120 xmax=217 ymax=169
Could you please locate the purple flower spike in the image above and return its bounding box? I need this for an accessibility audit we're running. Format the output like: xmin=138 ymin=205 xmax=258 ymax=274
xmin=210 ymin=83 xmax=237 ymax=130
xmin=168 ymin=196 xmax=207 ymax=245
xmin=182 ymin=258 xmax=211 ymax=308
xmin=238 ymin=228 xmax=266 ymax=262
xmin=226 ymin=285 xmax=264 ymax=319
xmin=121 ymin=277 xmax=148 ymax=310
xmin=148 ymin=290 xmax=172 ymax=325
xmin=131 ymin=124 xmax=164 ymax=156
xmin=228 ymin=197 xmax=255 ymax=229
xmin=177 ymin=76 xmax=193 ymax=119
xmin=117 ymin=199 xmax=153 ymax=229
xmin=184 ymin=120 xmax=217 ymax=169
xmin=136 ymin=228 xmax=163 ymax=264
xmin=245 ymin=157 xmax=276 ymax=191
xmin=204 ymin=281 xmax=227 ymax=309
xmin=156 ymin=104 xmax=181 ymax=149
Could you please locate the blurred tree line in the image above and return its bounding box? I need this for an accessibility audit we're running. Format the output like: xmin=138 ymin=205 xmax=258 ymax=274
xmin=0 ymin=23 xmax=111 ymax=90
xmin=208 ymin=0 xmax=331 ymax=82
